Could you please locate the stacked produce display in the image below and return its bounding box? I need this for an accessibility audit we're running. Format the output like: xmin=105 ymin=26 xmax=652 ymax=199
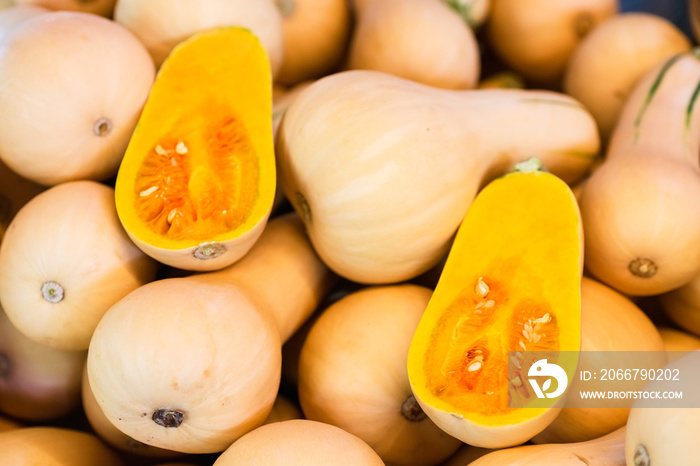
xmin=0 ymin=0 xmax=699 ymax=465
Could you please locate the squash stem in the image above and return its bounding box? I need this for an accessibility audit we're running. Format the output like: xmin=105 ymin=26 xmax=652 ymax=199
xmin=41 ymin=281 xmax=64 ymax=303
xmin=629 ymin=258 xmax=657 ymax=278
xmin=633 ymin=444 xmax=650 ymax=466
xmin=152 ymin=408 xmax=184 ymax=428
xmin=401 ymin=394 xmax=427 ymax=422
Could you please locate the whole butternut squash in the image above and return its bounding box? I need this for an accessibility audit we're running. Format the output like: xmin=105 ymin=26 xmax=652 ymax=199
xmin=113 ymin=0 xmax=284 ymax=73
xmin=469 ymin=427 xmax=625 ymax=466
xmin=578 ymin=49 xmax=700 ymax=296
xmin=659 ymin=271 xmax=700 ymax=336
xmin=485 ymin=0 xmax=617 ymax=87
xmin=87 ymin=213 xmax=334 ymax=454
xmin=276 ymin=70 xmax=600 ymax=284
xmin=0 ymin=426 xmax=125 ymax=466
xmin=563 ymin=12 xmax=692 ymax=144
xmin=346 ymin=0 xmax=481 ymax=90
xmin=298 ymin=284 xmax=462 ymax=466
xmin=212 ymin=419 xmax=385 ymax=465
xmin=625 ymin=350 xmax=700 ymax=466
xmin=274 ymin=0 xmax=351 ymax=85
xmin=0 ymin=306 xmax=85 ymax=421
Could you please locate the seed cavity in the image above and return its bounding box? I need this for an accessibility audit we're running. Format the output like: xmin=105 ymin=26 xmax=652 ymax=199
xmin=155 ymin=145 xmax=168 ymax=156
xmin=175 ymin=141 xmax=188 ymax=154
xmin=401 ymin=394 xmax=427 ymax=422
xmin=152 ymin=408 xmax=184 ymax=428
xmin=41 ymin=281 xmax=64 ymax=303
xmin=193 ymin=241 xmax=226 ymax=260
xmin=93 ymin=117 xmax=112 ymax=137
xmin=629 ymin=258 xmax=658 ymax=278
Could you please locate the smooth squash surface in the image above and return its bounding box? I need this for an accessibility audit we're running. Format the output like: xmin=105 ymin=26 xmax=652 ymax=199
xmin=115 ymin=26 xmax=276 ymax=271
xmin=408 ymin=163 xmax=583 ymax=448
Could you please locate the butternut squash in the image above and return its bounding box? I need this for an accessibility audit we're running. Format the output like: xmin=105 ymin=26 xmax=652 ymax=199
xmin=87 ymin=213 xmax=334 ymax=454
xmin=659 ymin=271 xmax=700 ymax=336
xmin=578 ymin=49 xmax=700 ymax=296
xmin=407 ymin=161 xmax=583 ymax=449
xmin=658 ymin=326 xmax=700 ymax=357
xmin=14 ymin=0 xmax=116 ymax=16
xmin=625 ymin=350 xmax=700 ymax=466
xmin=0 ymin=306 xmax=85 ymax=421
xmin=346 ymin=0 xmax=480 ymax=90
xmin=115 ymin=26 xmax=276 ymax=271
xmin=113 ymin=0 xmax=284 ymax=73
xmin=298 ymin=284 xmax=462 ymax=465
xmin=0 ymin=181 xmax=158 ymax=351
xmin=276 ymin=70 xmax=600 ymax=284
xmin=0 ymin=4 xmax=48 ymax=42
xmin=0 ymin=11 xmax=155 ymax=186
xmin=0 ymin=426 xmax=126 ymax=466
xmin=563 ymin=12 xmax=692 ymax=144
xmin=469 ymin=427 xmax=626 ymax=465
xmin=81 ymin=363 xmax=183 ymax=459
xmin=274 ymin=0 xmax=351 ymax=85
xmin=532 ymin=277 xmax=667 ymax=444
xmin=485 ymin=0 xmax=617 ymax=87
xmin=212 ymin=419 xmax=385 ymax=465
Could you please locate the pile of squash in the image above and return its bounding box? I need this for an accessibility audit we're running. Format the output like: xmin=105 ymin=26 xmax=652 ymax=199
xmin=0 ymin=0 xmax=699 ymax=465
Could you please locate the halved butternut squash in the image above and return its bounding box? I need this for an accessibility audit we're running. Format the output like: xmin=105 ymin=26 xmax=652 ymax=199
xmin=115 ymin=26 xmax=276 ymax=271
xmin=407 ymin=160 xmax=583 ymax=448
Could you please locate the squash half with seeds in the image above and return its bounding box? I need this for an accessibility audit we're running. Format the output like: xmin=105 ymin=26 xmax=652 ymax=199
xmin=407 ymin=160 xmax=583 ymax=448
xmin=115 ymin=26 xmax=276 ymax=271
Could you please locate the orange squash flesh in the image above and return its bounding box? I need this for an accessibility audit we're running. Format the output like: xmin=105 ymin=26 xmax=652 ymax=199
xmin=408 ymin=161 xmax=583 ymax=448
xmin=116 ymin=26 xmax=275 ymax=270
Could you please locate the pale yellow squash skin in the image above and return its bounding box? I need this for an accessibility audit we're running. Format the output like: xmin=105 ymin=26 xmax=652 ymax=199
xmin=0 ymin=426 xmax=126 ymax=466
xmin=658 ymin=327 xmax=700 ymax=357
xmin=625 ymin=351 xmax=700 ymax=466
xmin=578 ymin=50 xmax=700 ymax=296
xmin=563 ymin=12 xmax=691 ymax=144
xmin=298 ymin=284 xmax=462 ymax=466
xmin=0 ymin=11 xmax=155 ymax=186
xmin=14 ymin=0 xmax=116 ymax=16
xmin=469 ymin=427 xmax=626 ymax=466
xmin=659 ymin=272 xmax=700 ymax=336
xmin=212 ymin=419 xmax=385 ymax=465
xmin=276 ymin=69 xmax=600 ymax=284
xmin=113 ymin=0 xmax=284 ymax=74
xmin=0 ymin=181 xmax=158 ymax=351
xmin=347 ymin=0 xmax=480 ymax=90
xmin=80 ymin=363 xmax=183 ymax=459
xmin=485 ymin=0 xmax=617 ymax=87
xmin=201 ymin=212 xmax=337 ymax=344
xmin=0 ymin=4 xmax=48 ymax=42
xmin=0 ymin=306 xmax=86 ymax=421
xmin=532 ymin=277 xmax=667 ymax=444
xmin=275 ymin=0 xmax=351 ymax=85
xmin=87 ymin=277 xmax=282 ymax=454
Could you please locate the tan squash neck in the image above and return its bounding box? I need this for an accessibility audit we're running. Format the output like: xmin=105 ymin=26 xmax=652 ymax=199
xmin=201 ymin=213 xmax=337 ymax=343
xmin=607 ymin=50 xmax=700 ymax=169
